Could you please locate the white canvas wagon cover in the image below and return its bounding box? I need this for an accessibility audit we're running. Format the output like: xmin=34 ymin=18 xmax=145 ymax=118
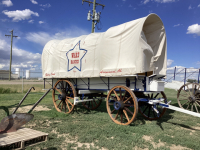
xmin=42 ymin=13 xmax=167 ymax=78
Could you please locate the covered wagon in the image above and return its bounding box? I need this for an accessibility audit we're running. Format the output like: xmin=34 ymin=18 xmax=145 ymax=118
xmin=42 ymin=13 xmax=168 ymax=125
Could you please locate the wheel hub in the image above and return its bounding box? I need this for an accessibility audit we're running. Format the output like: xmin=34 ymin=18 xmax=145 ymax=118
xmin=58 ymin=93 xmax=67 ymax=101
xmin=114 ymin=101 xmax=124 ymax=110
xmin=189 ymin=96 xmax=196 ymax=102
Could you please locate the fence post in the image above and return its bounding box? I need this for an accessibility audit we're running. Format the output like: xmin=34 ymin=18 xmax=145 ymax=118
xmin=184 ymin=68 xmax=187 ymax=90
xmin=22 ymin=69 xmax=23 ymax=93
xmin=174 ymin=67 xmax=176 ymax=80
xmin=198 ymin=69 xmax=200 ymax=84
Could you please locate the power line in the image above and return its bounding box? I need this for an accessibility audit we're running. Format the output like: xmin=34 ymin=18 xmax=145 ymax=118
xmin=5 ymin=30 xmax=18 ymax=81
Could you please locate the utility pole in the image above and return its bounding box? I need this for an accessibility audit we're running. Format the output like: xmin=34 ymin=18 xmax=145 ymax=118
xmin=82 ymin=0 xmax=105 ymax=33
xmin=5 ymin=30 xmax=18 ymax=81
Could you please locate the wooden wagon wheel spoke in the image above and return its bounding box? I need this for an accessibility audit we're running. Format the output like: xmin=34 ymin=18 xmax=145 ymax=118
xmin=138 ymin=91 xmax=167 ymax=120
xmin=142 ymin=105 xmax=149 ymax=114
xmin=122 ymin=91 xmax=127 ymax=101
xmin=120 ymin=110 xmax=123 ymax=123
xmin=66 ymin=100 xmax=70 ymax=111
xmin=182 ymin=101 xmax=190 ymax=107
xmin=186 ymin=85 xmax=192 ymax=96
xmin=179 ymin=98 xmax=189 ymax=101
xmin=66 ymin=99 xmax=73 ymax=106
xmin=154 ymin=93 xmax=159 ymax=99
xmin=113 ymin=90 xmax=120 ymax=100
xmin=114 ymin=111 xmax=119 ymax=120
xmin=195 ymin=101 xmax=200 ymax=107
xmin=179 ymin=94 xmax=188 ymax=97
xmin=124 ymin=104 xmax=134 ymax=107
xmin=195 ymin=85 xmax=200 ymax=95
xmin=111 ymin=109 xmax=116 ymax=114
xmin=191 ymin=104 xmax=194 ymax=112
xmin=147 ymin=106 xmax=151 ymax=118
xmin=123 ymin=110 xmax=130 ymax=122
xmin=53 ymin=80 xmax=76 ymax=114
xmin=186 ymin=103 xmax=191 ymax=110
xmin=182 ymin=89 xmax=190 ymax=97
xmin=57 ymin=101 xmax=62 ymax=108
xmin=124 ymin=107 xmax=134 ymax=115
xmin=82 ymin=97 xmax=102 ymax=110
xmin=64 ymin=102 xmax=67 ymax=113
xmin=119 ymin=88 xmax=122 ymax=100
xmin=91 ymin=101 xmax=94 ymax=108
xmin=123 ymin=96 xmax=132 ymax=104
xmin=55 ymin=87 xmax=62 ymax=94
xmin=107 ymin=85 xmax=138 ymax=125
xmin=194 ymin=103 xmax=199 ymax=113
xmin=93 ymin=100 xmax=98 ymax=105
xmin=54 ymin=99 xmax=59 ymax=102
xmin=61 ymin=103 xmax=64 ymax=111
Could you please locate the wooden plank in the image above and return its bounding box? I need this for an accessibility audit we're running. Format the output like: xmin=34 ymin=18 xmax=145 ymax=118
xmin=0 ymin=128 xmax=48 ymax=149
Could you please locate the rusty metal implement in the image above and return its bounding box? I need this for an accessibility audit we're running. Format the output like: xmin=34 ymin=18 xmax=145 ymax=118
xmin=0 ymin=113 xmax=34 ymax=133
xmin=0 ymin=87 xmax=52 ymax=134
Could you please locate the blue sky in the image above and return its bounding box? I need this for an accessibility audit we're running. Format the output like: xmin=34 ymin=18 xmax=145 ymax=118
xmin=0 ymin=0 xmax=200 ymax=75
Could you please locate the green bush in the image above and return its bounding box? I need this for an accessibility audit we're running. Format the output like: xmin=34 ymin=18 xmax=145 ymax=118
xmin=0 ymin=87 xmax=17 ymax=94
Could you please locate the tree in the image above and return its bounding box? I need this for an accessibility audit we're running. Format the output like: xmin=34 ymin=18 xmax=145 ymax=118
xmin=187 ymin=79 xmax=197 ymax=83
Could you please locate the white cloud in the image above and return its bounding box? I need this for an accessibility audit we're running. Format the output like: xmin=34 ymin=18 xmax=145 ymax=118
xmin=186 ymin=24 xmax=200 ymax=36
xmin=2 ymin=0 xmax=13 ymax=7
xmin=129 ymin=4 xmax=132 ymax=7
xmin=2 ymin=9 xmax=39 ymax=22
xmin=39 ymin=21 xmax=44 ymax=24
xmin=197 ymin=61 xmax=200 ymax=65
xmin=0 ymin=39 xmax=41 ymax=71
xmin=1 ymin=19 xmax=8 ymax=22
xmin=154 ymin=0 xmax=175 ymax=3
xmin=198 ymin=4 xmax=200 ymax=7
xmin=149 ymin=10 xmax=153 ymax=13
xmin=26 ymin=27 xmax=90 ymax=46
xmin=28 ymin=20 xmax=34 ymax=23
xmin=188 ymin=5 xmax=192 ymax=10
xmin=173 ymin=24 xmax=180 ymax=27
xmin=122 ymin=0 xmax=126 ymax=1
xmin=30 ymin=0 xmax=38 ymax=4
xmin=40 ymin=3 xmax=51 ymax=8
xmin=143 ymin=0 xmax=150 ymax=4
xmin=167 ymin=59 xmax=174 ymax=67
xmin=142 ymin=0 xmax=176 ymax=4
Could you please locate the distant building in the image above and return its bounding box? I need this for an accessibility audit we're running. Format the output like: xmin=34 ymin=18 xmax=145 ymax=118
xmin=0 ymin=70 xmax=19 ymax=80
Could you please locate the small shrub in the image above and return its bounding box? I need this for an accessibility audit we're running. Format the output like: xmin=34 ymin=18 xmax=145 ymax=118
xmin=0 ymin=87 xmax=17 ymax=94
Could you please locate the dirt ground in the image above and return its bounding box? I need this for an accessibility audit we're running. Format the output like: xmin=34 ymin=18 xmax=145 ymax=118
xmin=0 ymin=80 xmax=44 ymax=85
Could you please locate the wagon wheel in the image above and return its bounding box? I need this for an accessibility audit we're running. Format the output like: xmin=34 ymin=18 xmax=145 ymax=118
xmin=82 ymin=97 xmax=102 ymax=110
xmin=52 ymin=80 xmax=77 ymax=114
xmin=138 ymin=92 xmax=167 ymax=120
xmin=177 ymin=83 xmax=200 ymax=113
xmin=106 ymin=85 xmax=138 ymax=125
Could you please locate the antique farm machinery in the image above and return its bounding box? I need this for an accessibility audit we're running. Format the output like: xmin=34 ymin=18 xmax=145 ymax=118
xmin=41 ymin=13 xmax=200 ymax=125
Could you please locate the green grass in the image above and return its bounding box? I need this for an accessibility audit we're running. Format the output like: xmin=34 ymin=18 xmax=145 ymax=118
xmin=0 ymin=88 xmax=200 ymax=149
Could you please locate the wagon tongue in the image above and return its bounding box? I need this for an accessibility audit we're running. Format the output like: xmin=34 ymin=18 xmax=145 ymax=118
xmin=0 ymin=113 xmax=34 ymax=134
